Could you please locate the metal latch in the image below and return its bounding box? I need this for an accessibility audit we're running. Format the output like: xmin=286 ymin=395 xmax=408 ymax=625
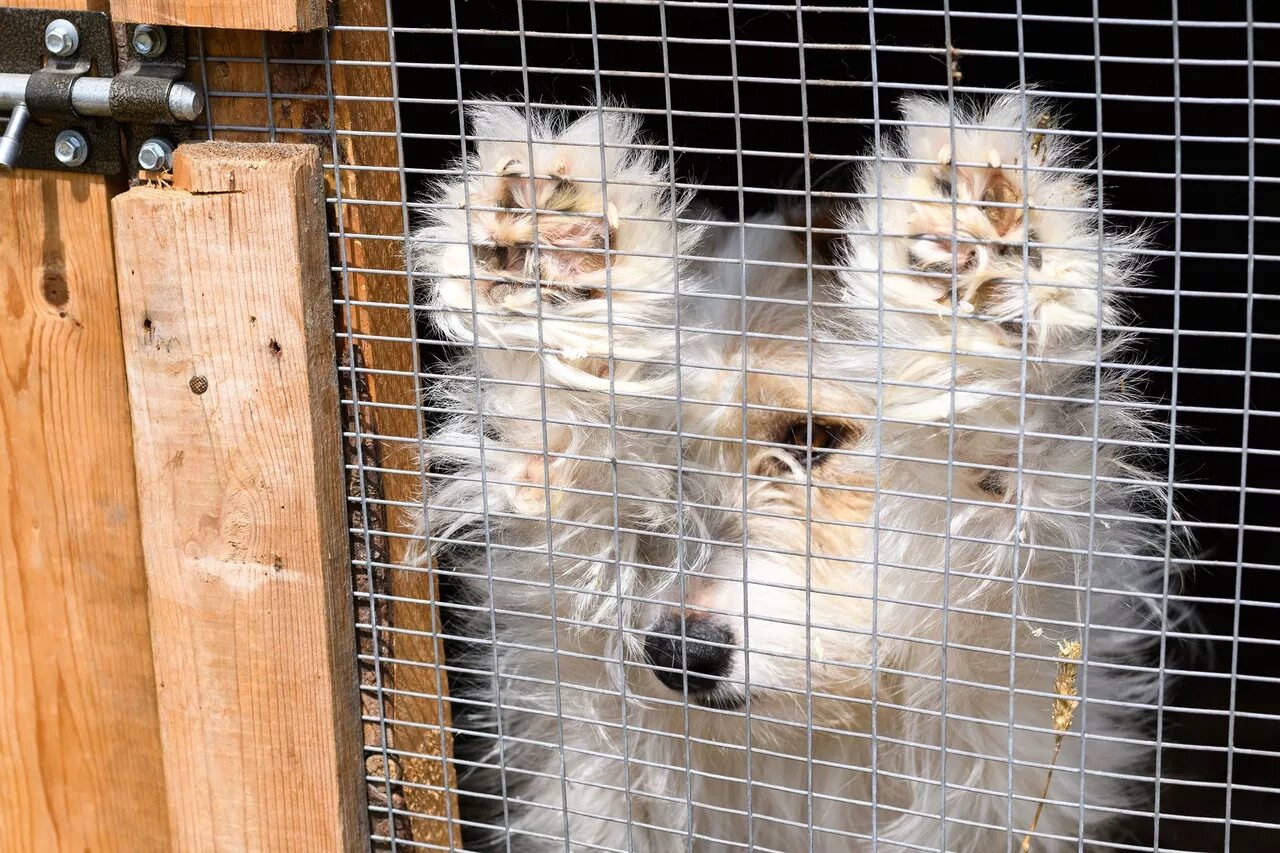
xmin=0 ymin=8 xmax=204 ymax=175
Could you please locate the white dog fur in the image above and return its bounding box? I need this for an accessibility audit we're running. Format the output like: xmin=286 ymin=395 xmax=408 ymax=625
xmin=415 ymin=94 xmax=1179 ymax=852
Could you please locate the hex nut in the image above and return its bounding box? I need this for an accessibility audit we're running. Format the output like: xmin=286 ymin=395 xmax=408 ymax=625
xmin=54 ymin=130 xmax=89 ymax=168
xmin=44 ymin=19 xmax=80 ymax=58
xmin=132 ymin=25 xmax=167 ymax=58
xmin=138 ymin=138 xmax=174 ymax=172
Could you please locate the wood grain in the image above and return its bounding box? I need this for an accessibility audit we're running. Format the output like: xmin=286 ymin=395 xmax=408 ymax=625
xmin=111 ymin=143 xmax=366 ymax=852
xmin=326 ymin=4 xmax=460 ymax=842
xmin=195 ymin=10 xmax=460 ymax=844
xmin=110 ymin=0 xmax=326 ymax=31
xmin=6 ymin=0 xmax=108 ymax=8
xmin=0 ymin=169 xmax=170 ymax=852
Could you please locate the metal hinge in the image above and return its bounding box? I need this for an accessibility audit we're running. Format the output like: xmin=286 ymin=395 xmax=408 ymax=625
xmin=0 ymin=7 xmax=204 ymax=176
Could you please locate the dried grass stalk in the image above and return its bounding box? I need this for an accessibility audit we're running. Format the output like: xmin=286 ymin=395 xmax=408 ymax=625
xmin=1021 ymin=638 xmax=1082 ymax=852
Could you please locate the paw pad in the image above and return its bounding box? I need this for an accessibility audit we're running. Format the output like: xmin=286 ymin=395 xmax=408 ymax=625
xmin=471 ymin=160 xmax=621 ymax=300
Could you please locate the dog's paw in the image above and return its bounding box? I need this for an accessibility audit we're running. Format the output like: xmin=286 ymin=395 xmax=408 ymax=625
xmin=464 ymin=154 xmax=620 ymax=313
xmin=840 ymin=95 xmax=1136 ymax=358
xmin=428 ymin=140 xmax=624 ymax=350
xmin=418 ymin=104 xmax=693 ymax=383
xmin=901 ymin=151 xmax=1103 ymax=349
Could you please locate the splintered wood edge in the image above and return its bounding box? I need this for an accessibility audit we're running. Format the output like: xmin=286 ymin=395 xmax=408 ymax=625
xmin=172 ymin=142 xmax=322 ymax=195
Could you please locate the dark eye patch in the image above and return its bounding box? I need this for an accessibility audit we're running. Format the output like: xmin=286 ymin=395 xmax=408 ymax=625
xmin=777 ymin=419 xmax=857 ymax=468
xmin=933 ymin=173 xmax=954 ymax=197
xmin=978 ymin=470 xmax=1007 ymax=496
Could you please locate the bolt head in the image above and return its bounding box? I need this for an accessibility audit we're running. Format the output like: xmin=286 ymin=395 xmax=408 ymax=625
xmin=132 ymin=25 xmax=167 ymax=57
xmin=44 ymin=20 xmax=80 ymax=58
xmin=138 ymin=139 xmax=174 ymax=172
xmin=54 ymin=131 xmax=88 ymax=167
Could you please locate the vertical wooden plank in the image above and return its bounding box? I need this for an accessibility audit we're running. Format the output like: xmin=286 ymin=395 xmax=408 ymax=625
xmin=325 ymin=5 xmax=460 ymax=844
xmin=110 ymin=0 xmax=326 ymax=31
xmin=0 ymin=169 xmax=171 ymax=852
xmin=195 ymin=9 xmax=460 ymax=845
xmin=111 ymin=142 xmax=366 ymax=852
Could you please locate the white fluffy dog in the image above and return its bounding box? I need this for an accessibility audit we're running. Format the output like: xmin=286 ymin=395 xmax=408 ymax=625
xmin=416 ymin=94 xmax=1176 ymax=851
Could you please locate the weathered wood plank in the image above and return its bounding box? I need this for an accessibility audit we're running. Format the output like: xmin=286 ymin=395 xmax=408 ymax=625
xmin=0 ymin=168 xmax=171 ymax=853
xmin=196 ymin=14 xmax=460 ymax=844
xmin=111 ymin=142 xmax=366 ymax=852
xmin=110 ymin=0 xmax=326 ymax=32
xmin=5 ymin=0 xmax=108 ymax=9
xmin=325 ymin=5 xmax=459 ymax=842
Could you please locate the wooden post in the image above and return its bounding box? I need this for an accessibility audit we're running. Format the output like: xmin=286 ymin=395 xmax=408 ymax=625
xmin=109 ymin=0 xmax=326 ymax=31
xmin=196 ymin=9 xmax=460 ymax=845
xmin=111 ymin=143 xmax=366 ymax=851
xmin=325 ymin=5 xmax=460 ymax=842
xmin=0 ymin=167 xmax=172 ymax=853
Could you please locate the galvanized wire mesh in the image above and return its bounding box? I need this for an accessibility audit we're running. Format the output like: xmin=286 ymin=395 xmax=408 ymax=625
xmin=194 ymin=2 xmax=1276 ymax=850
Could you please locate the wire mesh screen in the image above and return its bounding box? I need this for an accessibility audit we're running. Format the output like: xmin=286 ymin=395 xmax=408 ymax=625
xmin=193 ymin=2 xmax=1275 ymax=850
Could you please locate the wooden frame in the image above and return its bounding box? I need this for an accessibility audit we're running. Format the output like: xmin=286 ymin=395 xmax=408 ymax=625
xmin=111 ymin=142 xmax=367 ymax=851
xmin=11 ymin=0 xmax=326 ymax=32
xmin=2 ymin=1 xmax=454 ymax=846
xmin=112 ymin=0 xmax=326 ymax=31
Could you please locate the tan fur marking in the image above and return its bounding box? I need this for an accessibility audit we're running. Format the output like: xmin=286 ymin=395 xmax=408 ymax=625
xmin=982 ymin=173 xmax=1023 ymax=235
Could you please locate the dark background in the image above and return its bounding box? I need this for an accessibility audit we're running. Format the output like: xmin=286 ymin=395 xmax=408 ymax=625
xmin=391 ymin=2 xmax=1278 ymax=848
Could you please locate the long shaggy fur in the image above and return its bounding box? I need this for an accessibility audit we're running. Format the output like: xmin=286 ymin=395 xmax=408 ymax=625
xmin=413 ymin=94 xmax=1183 ymax=852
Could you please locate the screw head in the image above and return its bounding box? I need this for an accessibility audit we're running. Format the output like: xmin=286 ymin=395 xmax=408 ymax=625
xmin=138 ymin=138 xmax=174 ymax=172
xmin=44 ymin=19 xmax=80 ymax=58
xmin=131 ymin=25 xmax=167 ymax=58
xmin=54 ymin=130 xmax=88 ymax=167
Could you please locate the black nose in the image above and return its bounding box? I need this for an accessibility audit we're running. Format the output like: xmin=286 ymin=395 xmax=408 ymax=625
xmin=643 ymin=616 xmax=734 ymax=695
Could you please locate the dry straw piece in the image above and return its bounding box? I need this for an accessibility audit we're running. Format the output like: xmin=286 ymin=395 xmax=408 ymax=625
xmin=1021 ymin=638 xmax=1083 ymax=852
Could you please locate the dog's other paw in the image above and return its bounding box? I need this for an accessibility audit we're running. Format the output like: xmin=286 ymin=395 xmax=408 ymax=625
xmin=828 ymin=93 xmax=1148 ymax=429
xmin=840 ymin=94 xmax=1144 ymax=361
xmin=417 ymin=103 xmax=696 ymax=388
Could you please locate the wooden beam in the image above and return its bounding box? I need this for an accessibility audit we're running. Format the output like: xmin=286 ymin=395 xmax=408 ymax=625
xmin=325 ymin=5 xmax=460 ymax=842
xmin=111 ymin=143 xmax=366 ymax=852
xmin=0 ymin=168 xmax=171 ymax=853
xmin=196 ymin=13 xmax=460 ymax=845
xmin=6 ymin=0 xmax=108 ymax=9
xmin=109 ymin=0 xmax=326 ymax=31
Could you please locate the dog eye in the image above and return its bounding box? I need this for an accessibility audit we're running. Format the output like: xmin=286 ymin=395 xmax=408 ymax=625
xmin=779 ymin=420 xmax=853 ymax=467
xmin=933 ymin=174 xmax=954 ymax=197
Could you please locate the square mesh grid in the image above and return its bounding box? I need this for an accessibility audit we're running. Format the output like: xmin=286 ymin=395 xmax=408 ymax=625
xmin=191 ymin=2 xmax=1277 ymax=850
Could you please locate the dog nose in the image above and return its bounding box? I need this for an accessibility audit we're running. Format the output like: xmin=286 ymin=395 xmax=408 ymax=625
xmin=643 ymin=616 xmax=734 ymax=695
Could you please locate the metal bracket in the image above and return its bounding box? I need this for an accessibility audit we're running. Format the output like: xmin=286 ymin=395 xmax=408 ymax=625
xmin=121 ymin=24 xmax=192 ymax=180
xmin=0 ymin=8 xmax=120 ymax=174
xmin=0 ymin=8 xmax=204 ymax=175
